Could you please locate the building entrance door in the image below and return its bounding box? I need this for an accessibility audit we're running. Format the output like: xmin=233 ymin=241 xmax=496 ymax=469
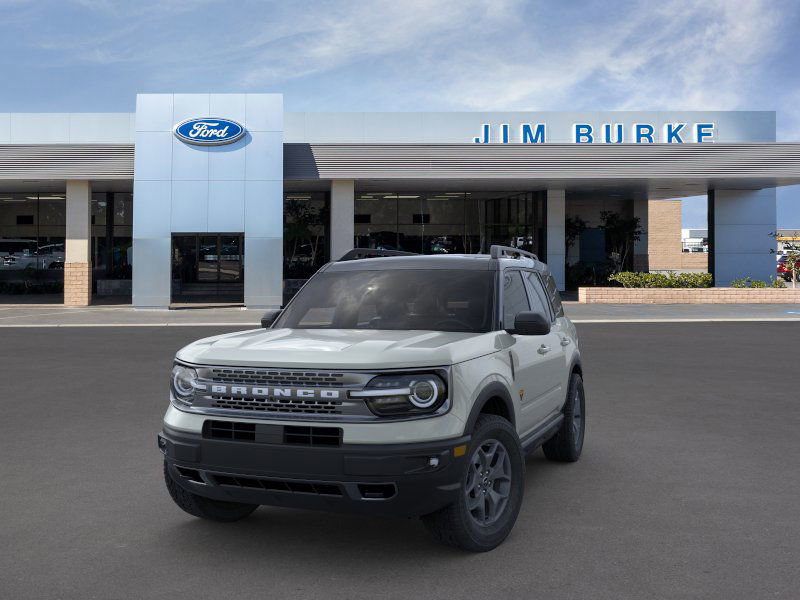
xmin=171 ymin=234 xmax=244 ymax=303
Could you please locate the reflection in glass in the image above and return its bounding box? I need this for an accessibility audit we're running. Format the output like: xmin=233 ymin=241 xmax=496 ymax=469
xmin=354 ymin=191 xmax=545 ymax=259
xmin=0 ymin=192 xmax=66 ymax=296
xmin=284 ymin=192 xmax=330 ymax=279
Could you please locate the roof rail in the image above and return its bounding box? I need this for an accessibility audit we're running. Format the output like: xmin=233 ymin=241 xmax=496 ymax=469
xmin=489 ymin=245 xmax=538 ymax=261
xmin=338 ymin=248 xmax=418 ymax=261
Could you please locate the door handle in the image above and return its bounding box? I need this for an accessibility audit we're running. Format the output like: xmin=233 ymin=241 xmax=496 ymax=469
xmin=560 ymin=336 xmax=570 ymax=347
xmin=537 ymin=344 xmax=551 ymax=355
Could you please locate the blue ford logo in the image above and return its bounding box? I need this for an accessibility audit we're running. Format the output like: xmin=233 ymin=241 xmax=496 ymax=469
xmin=173 ymin=117 xmax=245 ymax=146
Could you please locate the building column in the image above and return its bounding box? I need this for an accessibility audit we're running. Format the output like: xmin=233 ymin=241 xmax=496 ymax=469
xmin=546 ymin=189 xmax=566 ymax=291
xmin=64 ymin=180 xmax=92 ymax=306
xmin=647 ymin=199 xmax=683 ymax=272
xmin=633 ymin=197 xmax=649 ymax=271
xmin=330 ymin=180 xmax=355 ymax=260
xmin=710 ymin=188 xmax=776 ymax=286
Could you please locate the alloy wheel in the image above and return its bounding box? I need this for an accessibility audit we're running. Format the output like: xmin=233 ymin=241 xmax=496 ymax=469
xmin=465 ymin=439 xmax=512 ymax=526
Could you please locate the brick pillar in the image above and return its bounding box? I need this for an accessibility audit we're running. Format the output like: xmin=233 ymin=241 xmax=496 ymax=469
xmin=65 ymin=180 xmax=92 ymax=306
xmin=647 ymin=199 xmax=683 ymax=271
xmin=64 ymin=262 xmax=92 ymax=306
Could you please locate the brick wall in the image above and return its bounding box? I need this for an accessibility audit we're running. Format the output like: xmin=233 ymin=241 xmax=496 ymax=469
xmin=681 ymin=252 xmax=708 ymax=270
xmin=579 ymin=287 xmax=800 ymax=304
xmin=648 ymin=200 xmax=684 ymax=271
xmin=64 ymin=262 xmax=91 ymax=306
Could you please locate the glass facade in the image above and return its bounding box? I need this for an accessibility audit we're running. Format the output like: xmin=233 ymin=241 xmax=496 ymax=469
xmin=171 ymin=234 xmax=244 ymax=303
xmin=91 ymin=193 xmax=133 ymax=283
xmin=0 ymin=192 xmax=65 ymax=296
xmin=284 ymin=192 xmax=330 ymax=279
xmin=1 ymin=185 xmax=547 ymax=303
xmin=354 ymin=191 xmax=546 ymax=257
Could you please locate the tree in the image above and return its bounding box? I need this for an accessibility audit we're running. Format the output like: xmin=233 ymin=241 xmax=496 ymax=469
xmin=770 ymin=230 xmax=800 ymax=288
xmin=599 ymin=211 xmax=643 ymax=273
xmin=284 ymin=200 xmax=324 ymax=277
xmin=565 ymin=215 xmax=587 ymax=258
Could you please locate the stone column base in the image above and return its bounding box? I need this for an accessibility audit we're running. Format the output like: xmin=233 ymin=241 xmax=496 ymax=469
xmin=64 ymin=262 xmax=92 ymax=306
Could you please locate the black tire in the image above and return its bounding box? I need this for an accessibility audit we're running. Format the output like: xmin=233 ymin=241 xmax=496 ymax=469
xmin=163 ymin=462 xmax=258 ymax=522
xmin=421 ymin=415 xmax=524 ymax=552
xmin=542 ymin=372 xmax=585 ymax=462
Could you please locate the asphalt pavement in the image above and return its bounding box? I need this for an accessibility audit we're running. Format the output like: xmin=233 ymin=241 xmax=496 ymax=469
xmin=1 ymin=301 xmax=800 ymax=327
xmin=1 ymin=323 xmax=798 ymax=599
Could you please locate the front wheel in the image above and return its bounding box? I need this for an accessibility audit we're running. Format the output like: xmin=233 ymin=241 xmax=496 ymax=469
xmin=422 ymin=415 xmax=525 ymax=552
xmin=542 ymin=372 xmax=586 ymax=462
xmin=164 ymin=462 xmax=258 ymax=522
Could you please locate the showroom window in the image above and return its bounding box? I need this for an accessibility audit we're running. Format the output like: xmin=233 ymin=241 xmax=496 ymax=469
xmin=354 ymin=191 xmax=545 ymax=258
xmin=0 ymin=192 xmax=65 ymax=296
xmin=283 ymin=192 xmax=330 ymax=280
xmin=91 ymin=192 xmax=133 ymax=283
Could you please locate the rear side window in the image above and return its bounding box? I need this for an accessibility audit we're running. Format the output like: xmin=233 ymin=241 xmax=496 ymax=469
xmin=523 ymin=271 xmax=552 ymax=321
xmin=544 ymin=273 xmax=564 ymax=317
xmin=502 ymin=271 xmax=530 ymax=329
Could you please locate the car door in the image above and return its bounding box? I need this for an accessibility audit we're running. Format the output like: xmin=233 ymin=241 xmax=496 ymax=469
xmin=523 ymin=270 xmax=568 ymax=416
xmin=500 ymin=270 xmax=563 ymax=437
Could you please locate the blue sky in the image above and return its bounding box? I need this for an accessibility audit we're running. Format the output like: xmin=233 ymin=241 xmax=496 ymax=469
xmin=1 ymin=0 xmax=799 ymax=227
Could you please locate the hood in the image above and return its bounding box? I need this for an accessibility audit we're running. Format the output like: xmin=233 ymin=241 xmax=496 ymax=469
xmin=176 ymin=328 xmax=501 ymax=369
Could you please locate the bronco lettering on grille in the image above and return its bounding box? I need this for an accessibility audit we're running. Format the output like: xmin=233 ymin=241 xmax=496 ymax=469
xmin=210 ymin=385 xmax=341 ymax=399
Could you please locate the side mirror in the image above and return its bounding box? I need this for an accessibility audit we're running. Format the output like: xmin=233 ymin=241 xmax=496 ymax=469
xmin=508 ymin=311 xmax=551 ymax=336
xmin=260 ymin=309 xmax=282 ymax=329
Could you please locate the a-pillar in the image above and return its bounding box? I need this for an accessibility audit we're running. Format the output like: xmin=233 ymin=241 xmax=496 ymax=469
xmin=546 ymin=189 xmax=566 ymax=290
xmin=330 ymin=180 xmax=355 ymax=260
xmin=709 ymin=188 xmax=776 ymax=286
xmin=64 ymin=180 xmax=92 ymax=306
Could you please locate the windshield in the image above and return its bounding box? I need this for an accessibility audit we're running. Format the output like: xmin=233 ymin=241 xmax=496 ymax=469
xmin=275 ymin=269 xmax=496 ymax=332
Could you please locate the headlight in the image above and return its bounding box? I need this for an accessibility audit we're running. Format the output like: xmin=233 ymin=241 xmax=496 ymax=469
xmin=171 ymin=363 xmax=198 ymax=405
xmin=351 ymin=373 xmax=447 ymax=417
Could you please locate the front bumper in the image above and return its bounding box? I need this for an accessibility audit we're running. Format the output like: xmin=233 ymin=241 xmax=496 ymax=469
xmin=159 ymin=424 xmax=470 ymax=517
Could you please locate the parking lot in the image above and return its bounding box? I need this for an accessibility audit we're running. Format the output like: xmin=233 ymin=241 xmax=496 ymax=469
xmin=1 ymin=322 xmax=798 ymax=599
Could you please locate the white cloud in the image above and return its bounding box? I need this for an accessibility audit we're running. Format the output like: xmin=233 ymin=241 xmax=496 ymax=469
xmin=11 ymin=0 xmax=799 ymax=129
xmin=239 ymin=0 xmax=521 ymax=85
xmin=427 ymin=0 xmax=787 ymax=111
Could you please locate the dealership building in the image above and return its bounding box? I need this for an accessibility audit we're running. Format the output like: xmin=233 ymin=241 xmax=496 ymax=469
xmin=1 ymin=93 xmax=799 ymax=308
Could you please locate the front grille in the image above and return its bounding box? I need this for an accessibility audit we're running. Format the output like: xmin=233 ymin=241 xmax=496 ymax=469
xmin=209 ymin=368 xmax=346 ymax=387
xmin=210 ymin=395 xmax=343 ymax=415
xmin=202 ymin=420 xmax=342 ymax=447
xmin=187 ymin=366 xmax=395 ymax=421
xmin=211 ymin=474 xmax=343 ymax=497
xmin=284 ymin=425 xmax=342 ymax=447
xmin=204 ymin=420 xmax=256 ymax=441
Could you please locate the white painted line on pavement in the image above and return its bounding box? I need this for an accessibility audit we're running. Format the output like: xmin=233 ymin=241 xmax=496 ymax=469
xmin=0 ymin=323 xmax=257 ymax=328
xmin=571 ymin=318 xmax=800 ymax=323
xmin=2 ymin=318 xmax=800 ymax=327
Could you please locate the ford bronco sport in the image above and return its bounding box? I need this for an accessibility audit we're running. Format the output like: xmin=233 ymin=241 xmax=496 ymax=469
xmin=159 ymin=246 xmax=585 ymax=551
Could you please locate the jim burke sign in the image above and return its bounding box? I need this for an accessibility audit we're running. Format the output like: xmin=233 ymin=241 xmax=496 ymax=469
xmin=473 ymin=122 xmax=715 ymax=144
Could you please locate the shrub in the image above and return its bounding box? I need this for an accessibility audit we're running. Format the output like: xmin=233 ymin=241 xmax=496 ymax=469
xmin=607 ymin=271 xmax=713 ymax=288
xmin=731 ymin=277 xmax=749 ymax=288
xmin=731 ymin=277 xmax=783 ymax=289
xmin=771 ymin=276 xmax=787 ymax=288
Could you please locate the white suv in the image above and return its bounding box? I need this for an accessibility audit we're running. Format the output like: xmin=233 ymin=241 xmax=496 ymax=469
xmin=159 ymin=246 xmax=585 ymax=551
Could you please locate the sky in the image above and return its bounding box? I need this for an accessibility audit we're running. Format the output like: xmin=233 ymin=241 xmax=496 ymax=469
xmin=0 ymin=0 xmax=798 ymax=228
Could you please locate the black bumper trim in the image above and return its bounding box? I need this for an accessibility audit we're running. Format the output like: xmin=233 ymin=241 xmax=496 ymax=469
xmin=159 ymin=424 xmax=470 ymax=517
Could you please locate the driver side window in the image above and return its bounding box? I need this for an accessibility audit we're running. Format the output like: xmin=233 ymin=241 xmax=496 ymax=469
xmin=502 ymin=271 xmax=530 ymax=329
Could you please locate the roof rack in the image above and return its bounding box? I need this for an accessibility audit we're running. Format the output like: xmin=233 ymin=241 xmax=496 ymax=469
xmin=489 ymin=245 xmax=538 ymax=261
xmin=338 ymin=248 xmax=418 ymax=261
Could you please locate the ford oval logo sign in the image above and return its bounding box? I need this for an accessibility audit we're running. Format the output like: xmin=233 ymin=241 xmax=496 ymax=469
xmin=173 ymin=117 xmax=245 ymax=146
